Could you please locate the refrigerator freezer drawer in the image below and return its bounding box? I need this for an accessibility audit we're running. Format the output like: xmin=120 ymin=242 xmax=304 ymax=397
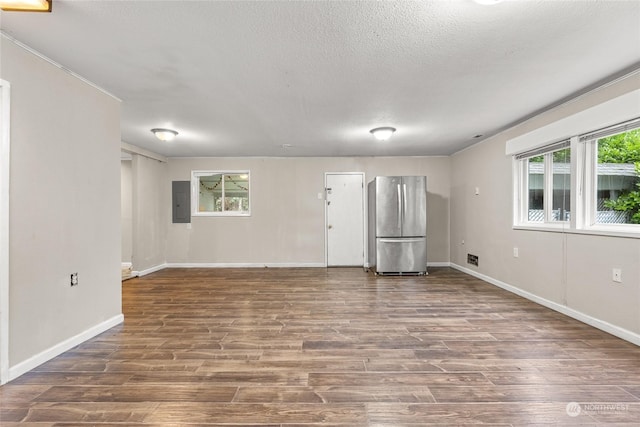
xmin=376 ymin=237 xmax=427 ymax=274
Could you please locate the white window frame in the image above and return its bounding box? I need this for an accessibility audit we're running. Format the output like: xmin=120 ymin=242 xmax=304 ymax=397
xmin=191 ymin=170 xmax=251 ymax=217
xmin=508 ymin=89 xmax=640 ymax=238
xmin=511 ymin=120 xmax=640 ymax=238
xmin=580 ymin=119 xmax=640 ymax=235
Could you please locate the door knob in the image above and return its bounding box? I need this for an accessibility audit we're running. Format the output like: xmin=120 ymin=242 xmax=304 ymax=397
xmin=328 ymin=225 xmax=333 ymax=229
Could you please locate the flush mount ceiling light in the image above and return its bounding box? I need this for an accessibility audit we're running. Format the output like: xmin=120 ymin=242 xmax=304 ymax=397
xmin=0 ymin=0 xmax=51 ymax=12
xmin=151 ymin=128 xmax=178 ymax=142
xmin=370 ymin=127 xmax=396 ymax=141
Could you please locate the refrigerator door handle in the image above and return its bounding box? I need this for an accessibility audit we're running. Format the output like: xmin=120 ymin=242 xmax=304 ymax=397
xmin=397 ymin=184 xmax=402 ymax=229
xmin=403 ymin=183 xmax=407 ymax=222
xmin=378 ymin=237 xmax=425 ymax=243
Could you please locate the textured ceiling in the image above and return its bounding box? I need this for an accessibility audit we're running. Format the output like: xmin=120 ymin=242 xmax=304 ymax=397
xmin=1 ymin=0 xmax=639 ymax=157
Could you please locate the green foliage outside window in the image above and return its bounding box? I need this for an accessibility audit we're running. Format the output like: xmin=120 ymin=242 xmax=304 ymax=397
xmin=600 ymin=129 xmax=640 ymax=223
xmin=598 ymin=129 xmax=640 ymax=163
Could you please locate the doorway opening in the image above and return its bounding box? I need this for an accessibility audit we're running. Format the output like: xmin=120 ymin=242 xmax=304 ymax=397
xmin=121 ymin=151 xmax=134 ymax=281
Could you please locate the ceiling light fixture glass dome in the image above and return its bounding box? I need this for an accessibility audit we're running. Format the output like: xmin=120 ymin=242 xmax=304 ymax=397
xmin=151 ymin=128 xmax=178 ymax=142
xmin=370 ymin=127 xmax=396 ymax=141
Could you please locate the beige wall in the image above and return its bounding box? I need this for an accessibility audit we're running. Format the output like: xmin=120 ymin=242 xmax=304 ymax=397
xmin=450 ymin=73 xmax=640 ymax=336
xmin=1 ymin=39 xmax=122 ymax=366
xmin=3 ymin=23 xmax=636 ymax=381
xmin=121 ymin=160 xmax=132 ymax=263
xmin=132 ymin=154 xmax=168 ymax=272
xmin=167 ymin=156 xmax=450 ymax=265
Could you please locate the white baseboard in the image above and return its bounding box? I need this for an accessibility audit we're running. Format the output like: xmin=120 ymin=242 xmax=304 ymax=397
xmin=165 ymin=262 xmax=326 ymax=269
xmin=166 ymin=262 xmax=451 ymax=269
xmin=427 ymin=262 xmax=451 ymax=267
xmin=133 ymin=263 xmax=167 ymax=277
xmin=450 ymin=263 xmax=640 ymax=347
xmin=121 ymin=262 xmax=132 ymax=269
xmin=8 ymin=313 xmax=124 ymax=382
xmin=133 ymin=262 xmax=328 ymax=277
xmin=163 ymin=262 xmax=449 ymax=270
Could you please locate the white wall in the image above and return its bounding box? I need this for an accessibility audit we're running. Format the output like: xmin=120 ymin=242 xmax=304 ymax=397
xmin=167 ymin=156 xmax=450 ymax=265
xmin=450 ymin=73 xmax=640 ymax=339
xmin=121 ymin=159 xmax=132 ymax=264
xmin=1 ymin=38 xmax=122 ymax=371
xmin=132 ymin=154 xmax=168 ymax=273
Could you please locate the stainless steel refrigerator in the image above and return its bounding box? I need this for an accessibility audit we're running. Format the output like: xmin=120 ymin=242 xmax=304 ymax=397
xmin=368 ymin=176 xmax=427 ymax=275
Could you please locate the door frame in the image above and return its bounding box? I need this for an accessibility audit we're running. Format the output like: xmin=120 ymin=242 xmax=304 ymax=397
xmin=0 ymin=79 xmax=11 ymax=385
xmin=324 ymin=172 xmax=366 ymax=268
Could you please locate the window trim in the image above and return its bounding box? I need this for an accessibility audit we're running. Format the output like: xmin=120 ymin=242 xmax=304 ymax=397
xmin=506 ymin=89 xmax=640 ymax=156
xmin=191 ymin=170 xmax=251 ymax=217
xmin=514 ymin=143 xmax=571 ymax=227
xmin=580 ymin=121 xmax=640 ymax=235
xmin=511 ymin=119 xmax=640 ymax=238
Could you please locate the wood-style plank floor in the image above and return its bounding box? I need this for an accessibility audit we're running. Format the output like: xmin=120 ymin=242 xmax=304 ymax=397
xmin=2 ymin=267 xmax=640 ymax=425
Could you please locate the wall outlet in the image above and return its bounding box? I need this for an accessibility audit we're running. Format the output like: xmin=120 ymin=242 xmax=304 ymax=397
xmin=513 ymin=247 xmax=519 ymax=257
xmin=70 ymin=272 xmax=79 ymax=287
xmin=612 ymin=268 xmax=622 ymax=283
xmin=467 ymin=253 xmax=479 ymax=267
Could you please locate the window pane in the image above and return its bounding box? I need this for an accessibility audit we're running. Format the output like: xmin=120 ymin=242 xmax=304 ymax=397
xmin=551 ymin=148 xmax=570 ymax=222
xmin=199 ymin=174 xmax=223 ymax=212
xmin=596 ymin=128 xmax=640 ymax=224
xmin=193 ymin=171 xmax=250 ymax=216
xmin=224 ymin=174 xmax=249 ymax=212
xmin=527 ymin=156 xmax=544 ymax=222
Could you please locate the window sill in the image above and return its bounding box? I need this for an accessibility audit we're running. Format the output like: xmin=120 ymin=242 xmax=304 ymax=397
xmin=513 ymin=224 xmax=640 ymax=239
xmin=193 ymin=212 xmax=251 ymax=217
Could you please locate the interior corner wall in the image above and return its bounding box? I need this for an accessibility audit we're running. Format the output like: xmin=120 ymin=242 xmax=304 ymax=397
xmin=1 ymin=39 xmax=122 ymax=368
xmin=166 ymin=156 xmax=450 ymax=265
xmin=131 ymin=154 xmax=168 ymax=273
xmin=450 ymin=73 xmax=640 ymax=338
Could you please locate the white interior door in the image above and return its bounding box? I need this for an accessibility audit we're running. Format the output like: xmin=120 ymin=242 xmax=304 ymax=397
xmin=326 ymin=173 xmax=364 ymax=266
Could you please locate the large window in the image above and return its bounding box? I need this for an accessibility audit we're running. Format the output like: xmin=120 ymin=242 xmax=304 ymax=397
xmin=513 ymin=118 xmax=640 ymax=235
xmin=192 ymin=171 xmax=250 ymax=216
